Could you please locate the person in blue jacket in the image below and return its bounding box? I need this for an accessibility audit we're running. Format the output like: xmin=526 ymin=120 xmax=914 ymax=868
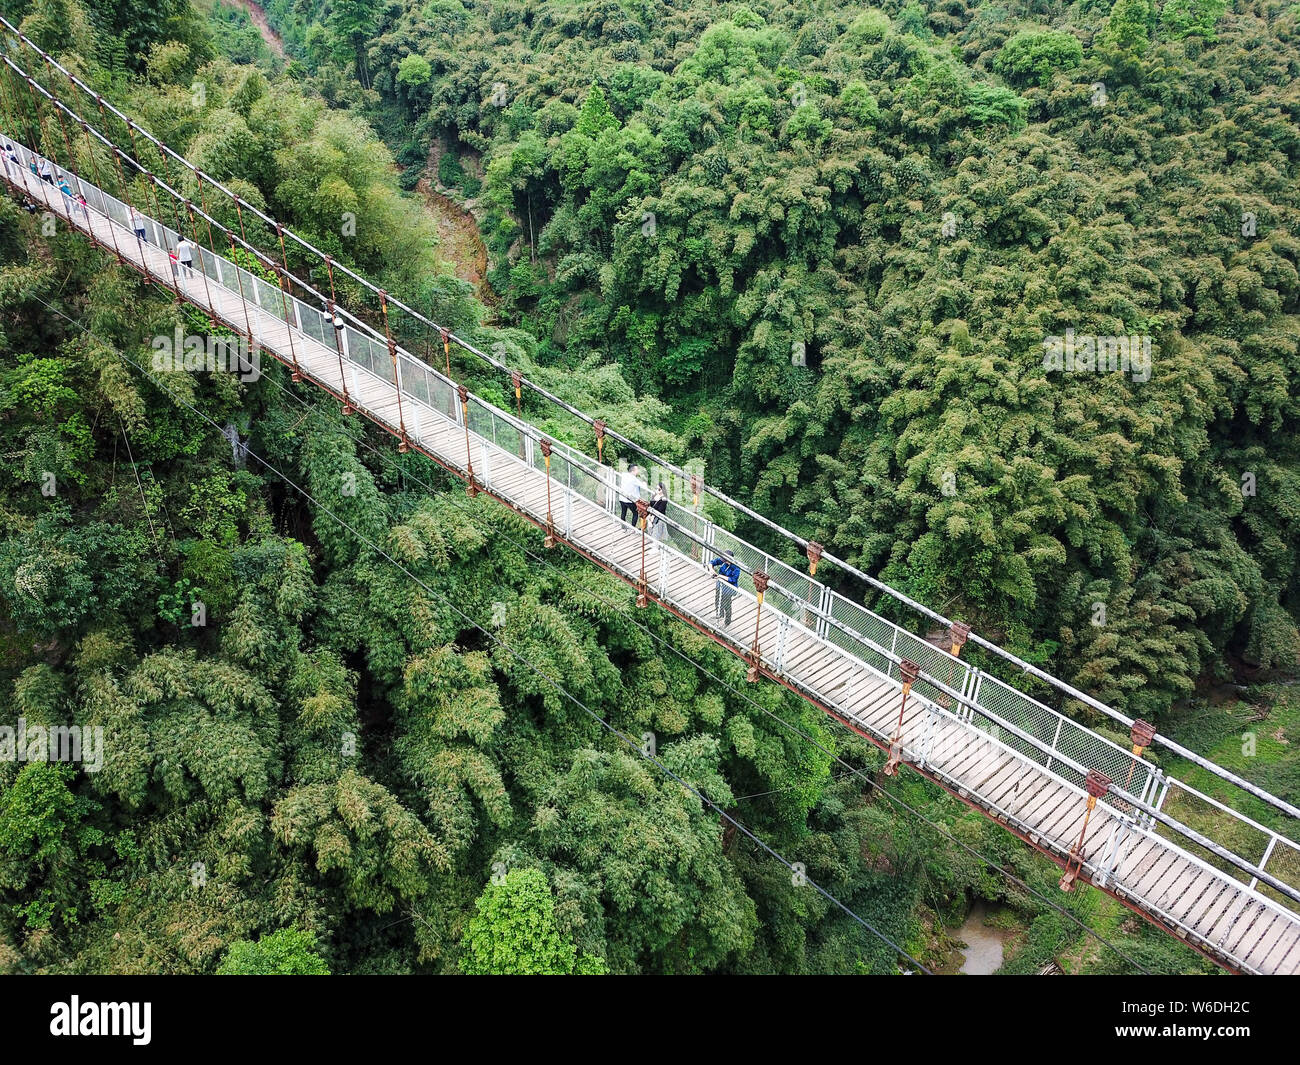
xmin=710 ymin=549 xmax=740 ymax=626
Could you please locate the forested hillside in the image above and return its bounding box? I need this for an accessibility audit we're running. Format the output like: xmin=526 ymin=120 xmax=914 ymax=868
xmin=321 ymin=0 xmax=1300 ymax=719
xmin=0 ymin=0 xmax=1295 ymax=975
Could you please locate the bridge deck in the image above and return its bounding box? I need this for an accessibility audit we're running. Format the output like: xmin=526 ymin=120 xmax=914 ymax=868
xmin=7 ymin=148 xmax=1299 ymax=975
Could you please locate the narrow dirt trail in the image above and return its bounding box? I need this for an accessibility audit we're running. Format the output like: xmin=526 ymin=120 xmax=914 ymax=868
xmin=225 ymin=0 xmax=286 ymax=59
xmin=413 ymin=175 xmax=495 ymax=309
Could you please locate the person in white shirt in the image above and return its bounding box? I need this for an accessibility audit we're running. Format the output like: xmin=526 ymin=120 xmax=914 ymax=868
xmin=176 ymin=236 xmax=196 ymax=279
xmin=130 ymin=206 xmax=148 ymax=244
xmin=618 ymin=464 xmax=642 ymax=524
xmin=38 ymin=157 xmax=54 ymax=184
xmin=2 ymin=143 xmax=16 ymax=178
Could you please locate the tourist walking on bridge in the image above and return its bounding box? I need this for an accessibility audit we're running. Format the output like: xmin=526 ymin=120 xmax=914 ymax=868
xmin=711 ymin=549 xmax=740 ymax=626
xmin=176 ymin=236 xmax=197 ymax=280
xmin=648 ymin=482 xmax=669 ymax=544
xmin=619 ymin=464 xmax=643 ymax=524
xmin=130 ymin=205 xmax=148 ymax=244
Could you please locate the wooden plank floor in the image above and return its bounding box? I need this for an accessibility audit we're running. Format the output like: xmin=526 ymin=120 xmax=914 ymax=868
xmin=11 ymin=150 xmax=1300 ymax=975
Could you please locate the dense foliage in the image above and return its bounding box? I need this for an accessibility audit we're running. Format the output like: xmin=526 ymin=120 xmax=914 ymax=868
xmin=313 ymin=0 xmax=1300 ymax=722
xmin=0 ymin=0 xmax=1293 ymax=975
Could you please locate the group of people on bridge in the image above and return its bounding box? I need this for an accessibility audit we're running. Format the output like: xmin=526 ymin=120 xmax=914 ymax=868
xmin=617 ymin=464 xmax=669 ymax=539
xmin=3 ymin=140 xmax=198 ymax=281
xmin=615 ymin=463 xmax=742 ymax=626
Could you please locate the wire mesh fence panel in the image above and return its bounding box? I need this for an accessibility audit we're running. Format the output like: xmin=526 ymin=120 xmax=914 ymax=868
xmin=825 ymin=594 xmax=896 ymax=668
xmin=891 ymin=627 xmax=964 ymax=706
xmin=973 ymin=681 xmax=1054 ymax=771
xmin=1160 ymin=782 xmax=1300 ymax=907
xmin=547 ymin=453 xmax=572 ymax=500
xmin=570 ymin=461 xmax=603 ymax=507
xmin=342 ymin=328 xmax=368 ymax=375
xmin=467 ymin=397 xmax=495 ymax=442
xmin=1055 ymin=723 xmax=1151 ymax=813
xmin=298 ymin=301 xmax=330 ymax=346
xmin=78 ymin=178 xmax=103 ymax=215
xmin=399 ymin=356 xmax=432 ymax=408
xmin=494 ymin=416 xmax=524 ymax=460
xmin=344 ymin=328 xmax=385 ymax=383
xmin=1263 ymin=838 xmax=1300 ymax=914
xmin=196 ymin=246 xmax=223 ymax=287
xmin=974 ymin=677 xmax=1056 ymax=751
xmin=368 ymin=332 xmax=394 ymax=383
xmin=105 ymin=190 xmax=130 ymax=228
xmin=662 ymin=499 xmax=707 ymax=558
xmin=431 ymin=371 xmax=456 ymax=419
xmin=763 ymin=584 xmax=804 ymax=627
xmin=252 ymin=275 xmax=280 ymax=314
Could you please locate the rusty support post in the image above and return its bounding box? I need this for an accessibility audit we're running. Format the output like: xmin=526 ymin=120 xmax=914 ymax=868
xmin=1124 ymin=720 xmax=1156 ymax=793
xmin=747 ymin=571 xmax=770 ymax=683
xmin=541 ymin=438 xmax=556 ymax=548
xmin=635 ymin=499 xmax=650 ymax=608
xmin=884 ymin=659 xmax=922 ymax=776
xmin=1060 ymin=770 xmax=1112 ymax=892
xmin=458 ymin=384 xmax=477 ymax=496
xmin=378 ymin=289 xmax=410 ymax=452
xmin=806 ymin=540 xmax=823 ymax=576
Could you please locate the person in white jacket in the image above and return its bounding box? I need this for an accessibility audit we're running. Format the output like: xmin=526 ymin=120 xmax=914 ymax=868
xmin=176 ymin=236 xmax=197 ymax=279
xmin=618 ymin=464 xmax=643 ymax=524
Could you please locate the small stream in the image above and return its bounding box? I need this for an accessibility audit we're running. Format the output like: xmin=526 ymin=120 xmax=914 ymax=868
xmin=955 ymin=900 xmax=1014 ymax=975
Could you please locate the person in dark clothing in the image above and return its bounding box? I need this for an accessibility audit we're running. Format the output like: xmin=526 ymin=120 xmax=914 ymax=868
xmin=648 ymin=483 xmax=669 ymax=543
xmin=710 ymin=549 xmax=740 ymax=625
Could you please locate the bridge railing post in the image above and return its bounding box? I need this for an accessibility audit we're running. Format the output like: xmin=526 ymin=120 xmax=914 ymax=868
xmin=917 ymin=704 xmax=938 ymax=769
xmin=774 ymin=614 xmax=789 ymax=674
xmin=478 ymin=438 xmax=491 ymax=490
xmin=1096 ymin=821 xmax=1125 ymax=888
xmin=1249 ymin=835 xmax=1280 ymax=892
xmin=564 ymin=465 xmax=574 ymax=538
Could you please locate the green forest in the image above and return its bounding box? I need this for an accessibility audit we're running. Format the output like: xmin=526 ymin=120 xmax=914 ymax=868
xmin=0 ymin=0 xmax=1297 ymax=975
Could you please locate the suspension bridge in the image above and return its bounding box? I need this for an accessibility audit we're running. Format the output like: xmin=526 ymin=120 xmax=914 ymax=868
xmin=3 ymin=19 xmax=1299 ymax=975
